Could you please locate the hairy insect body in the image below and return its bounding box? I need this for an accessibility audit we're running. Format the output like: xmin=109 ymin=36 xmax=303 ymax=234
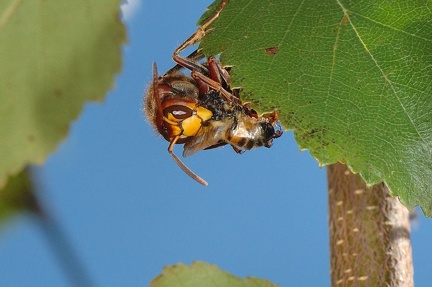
xmin=146 ymin=73 xmax=213 ymax=144
xmin=155 ymin=85 xmax=279 ymax=158
xmin=145 ymin=62 xmax=282 ymax=185
xmin=197 ymin=90 xmax=279 ymax=153
xmin=226 ymin=116 xmax=277 ymax=150
xmin=144 ymin=0 xmax=281 ymax=185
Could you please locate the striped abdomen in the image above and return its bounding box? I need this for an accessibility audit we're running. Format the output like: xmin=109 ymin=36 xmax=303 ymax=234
xmin=224 ymin=115 xmax=279 ymax=151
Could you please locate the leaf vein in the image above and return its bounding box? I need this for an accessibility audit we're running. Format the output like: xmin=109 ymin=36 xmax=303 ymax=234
xmin=0 ymin=0 xmax=22 ymax=30
xmin=336 ymin=0 xmax=426 ymax=143
xmin=352 ymin=11 xmax=432 ymax=43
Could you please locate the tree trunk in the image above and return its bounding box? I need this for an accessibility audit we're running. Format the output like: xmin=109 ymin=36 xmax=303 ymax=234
xmin=327 ymin=162 xmax=413 ymax=287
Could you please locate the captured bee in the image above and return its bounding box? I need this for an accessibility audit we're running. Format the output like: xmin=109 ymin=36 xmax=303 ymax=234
xmin=144 ymin=0 xmax=282 ymax=186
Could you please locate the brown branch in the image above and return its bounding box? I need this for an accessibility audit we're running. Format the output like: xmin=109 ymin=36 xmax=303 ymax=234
xmin=327 ymin=162 xmax=413 ymax=287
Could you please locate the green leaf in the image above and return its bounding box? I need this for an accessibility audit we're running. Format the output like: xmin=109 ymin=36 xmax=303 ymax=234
xmin=0 ymin=169 xmax=40 ymax=224
xmin=151 ymin=261 xmax=278 ymax=287
xmin=200 ymin=0 xmax=432 ymax=215
xmin=0 ymin=0 xmax=126 ymax=188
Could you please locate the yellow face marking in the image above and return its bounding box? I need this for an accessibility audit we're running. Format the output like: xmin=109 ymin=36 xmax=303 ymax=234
xmin=181 ymin=116 xmax=204 ymax=136
xmin=165 ymin=113 xmax=180 ymax=124
xmin=181 ymin=107 xmax=213 ymax=136
xmin=163 ymin=106 xmax=213 ymax=138
xmin=196 ymin=106 xmax=213 ymax=121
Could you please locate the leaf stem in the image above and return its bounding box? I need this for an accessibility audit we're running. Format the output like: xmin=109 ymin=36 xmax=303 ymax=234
xmin=36 ymin=213 xmax=96 ymax=287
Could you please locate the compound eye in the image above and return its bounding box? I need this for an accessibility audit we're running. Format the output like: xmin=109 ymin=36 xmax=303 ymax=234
xmin=164 ymin=105 xmax=193 ymax=120
xmin=260 ymin=123 xmax=276 ymax=140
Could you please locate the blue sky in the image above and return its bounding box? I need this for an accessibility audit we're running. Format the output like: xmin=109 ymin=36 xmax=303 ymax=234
xmin=0 ymin=1 xmax=431 ymax=286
